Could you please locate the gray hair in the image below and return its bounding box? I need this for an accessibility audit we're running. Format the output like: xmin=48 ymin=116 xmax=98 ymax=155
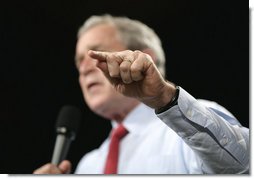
xmin=78 ymin=14 xmax=166 ymax=77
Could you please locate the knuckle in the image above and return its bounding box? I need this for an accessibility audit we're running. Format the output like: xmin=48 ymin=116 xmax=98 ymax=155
xmin=134 ymin=50 xmax=141 ymax=54
xmin=136 ymin=52 xmax=151 ymax=61
xmin=130 ymin=65 xmax=139 ymax=73
xmin=112 ymin=53 xmax=118 ymax=59
xmin=144 ymin=54 xmax=153 ymax=61
xmin=109 ymin=71 xmax=119 ymax=78
xmin=123 ymin=79 xmax=132 ymax=84
xmin=45 ymin=164 xmax=54 ymax=172
xmin=34 ymin=164 xmax=53 ymax=174
xmin=125 ymin=50 xmax=133 ymax=54
xmin=121 ymin=75 xmax=132 ymax=84
xmin=120 ymin=63 xmax=129 ymax=73
xmin=140 ymin=53 xmax=147 ymax=59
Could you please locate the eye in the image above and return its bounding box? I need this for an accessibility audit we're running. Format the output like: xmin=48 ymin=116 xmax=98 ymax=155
xmin=75 ymin=55 xmax=84 ymax=68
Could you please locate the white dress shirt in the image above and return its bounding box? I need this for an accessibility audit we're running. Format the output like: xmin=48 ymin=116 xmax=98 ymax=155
xmin=75 ymin=87 xmax=249 ymax=174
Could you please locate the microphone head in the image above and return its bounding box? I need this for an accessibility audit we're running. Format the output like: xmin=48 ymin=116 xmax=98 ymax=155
xmin=56 ymin=105 xmax=82 ymax=137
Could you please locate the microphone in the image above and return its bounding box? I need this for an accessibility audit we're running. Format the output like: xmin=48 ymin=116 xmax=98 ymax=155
xmin=51 ymin=105 xmax=82 ymax=165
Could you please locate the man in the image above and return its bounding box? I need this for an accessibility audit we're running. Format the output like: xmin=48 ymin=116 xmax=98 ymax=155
xmin=34 ymin=14 xmax=249 ymax=174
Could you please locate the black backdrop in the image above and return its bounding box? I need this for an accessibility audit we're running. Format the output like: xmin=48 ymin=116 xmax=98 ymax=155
xmin=0 ymin=0 xmax=248 ymax=174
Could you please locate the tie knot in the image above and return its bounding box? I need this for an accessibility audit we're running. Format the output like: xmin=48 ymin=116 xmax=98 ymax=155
xmin=112 ymin=124 xmax=128 ymax=140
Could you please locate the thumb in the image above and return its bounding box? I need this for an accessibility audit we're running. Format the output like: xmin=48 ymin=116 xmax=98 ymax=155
xmin=58 ymin=160 xmax=72 ymax=174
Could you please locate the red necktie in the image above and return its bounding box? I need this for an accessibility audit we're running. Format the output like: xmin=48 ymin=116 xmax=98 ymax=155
xmin=104 ymin=124 xmax=128 ymax=174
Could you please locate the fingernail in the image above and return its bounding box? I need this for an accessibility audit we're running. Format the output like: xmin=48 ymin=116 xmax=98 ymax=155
xmin=92 ymin=50 xmax=98 ymax=55
xmin=88 ymin=50 xmax=96 ymax=55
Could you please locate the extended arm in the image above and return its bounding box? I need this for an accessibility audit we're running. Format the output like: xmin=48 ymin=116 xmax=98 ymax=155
xmin=89 ymin=49 xmax=249 ymax=173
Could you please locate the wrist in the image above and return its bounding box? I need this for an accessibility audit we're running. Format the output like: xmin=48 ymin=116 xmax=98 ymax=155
xmin=140 ymin=81 xmax=178 ymax=110
xmin=155 ymin=84 xmax=179 ymax=114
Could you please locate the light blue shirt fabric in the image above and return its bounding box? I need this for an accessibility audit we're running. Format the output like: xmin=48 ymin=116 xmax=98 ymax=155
xmin=75 ymin=87 xmax=249 ymax=174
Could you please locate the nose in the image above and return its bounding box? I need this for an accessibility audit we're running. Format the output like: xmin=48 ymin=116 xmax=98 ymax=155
xmin=79 ymin=54 xmax=98 ymax=75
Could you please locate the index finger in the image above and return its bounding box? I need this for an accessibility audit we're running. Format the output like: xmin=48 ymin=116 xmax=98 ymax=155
xmin=88 ymin=50 xmax=121 ymax=78
xmin=88 ymin=50 xmax=110 ymax=62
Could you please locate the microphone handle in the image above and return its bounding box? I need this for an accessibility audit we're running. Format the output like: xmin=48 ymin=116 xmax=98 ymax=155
xmin=51 ymin=134 xmax=71 ymax=165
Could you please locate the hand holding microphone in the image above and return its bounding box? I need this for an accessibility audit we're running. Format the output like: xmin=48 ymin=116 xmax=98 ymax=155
xmin=33 ymin=160 xmax=72 ymax=174
xmin=33 ymin=105 xmax=82 ymax=174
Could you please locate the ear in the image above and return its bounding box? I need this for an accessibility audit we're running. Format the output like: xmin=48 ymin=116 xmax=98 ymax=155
xmin=141 ymin=48 xmax=157 ymax=64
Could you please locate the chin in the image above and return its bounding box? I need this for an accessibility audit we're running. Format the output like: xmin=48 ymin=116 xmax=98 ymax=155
xmin=85 ymin=92 xmax=121 ymax=118
xmin=87 ymin=98 xmax=111 ymax=117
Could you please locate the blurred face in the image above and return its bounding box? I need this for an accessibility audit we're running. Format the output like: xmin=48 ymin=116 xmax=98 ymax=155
xmin=75 ymin=24 xmax=132 ymax=119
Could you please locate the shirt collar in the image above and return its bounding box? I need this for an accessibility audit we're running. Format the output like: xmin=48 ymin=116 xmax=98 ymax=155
xmin=111 ymin=103 xmax=157 ymax=135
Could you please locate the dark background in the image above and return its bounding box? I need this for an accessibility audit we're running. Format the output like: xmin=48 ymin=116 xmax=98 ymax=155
xmin=0 ymin=0 xmax=248 ymax=174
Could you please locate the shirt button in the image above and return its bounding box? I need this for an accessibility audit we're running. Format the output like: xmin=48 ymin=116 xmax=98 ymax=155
xmin=186 ymin=109 xmax=192 ymax=118
xmin=220 ymin=136 xmax=228 ymax=146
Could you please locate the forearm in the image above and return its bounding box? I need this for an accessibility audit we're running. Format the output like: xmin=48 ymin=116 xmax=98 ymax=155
xmin=157 ymin=87 xmax=249 ymax=173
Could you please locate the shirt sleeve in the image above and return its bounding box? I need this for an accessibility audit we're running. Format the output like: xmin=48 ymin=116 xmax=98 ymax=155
xmin=156 ymin=87 xmax=249 ymax=174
